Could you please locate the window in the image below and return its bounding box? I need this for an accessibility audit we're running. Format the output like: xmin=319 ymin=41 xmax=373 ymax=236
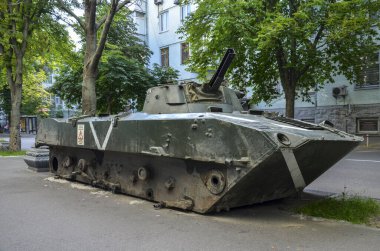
xmin=180 ymin=4 xmax=191 ymax=21
xmin=159 ymin=11 xmax=168 ymax=32
xmin=356 ymin=53 xmax=379 ymax=89
xmin=135 ymin=11 xmax=146 ymax=35
xmin=357 ymin=118 xmax=379 ymax=133
xmin=161 ymin=47 xmax=169 ymax=67
xmin=55 ymin=96 xmax=61 ymax=105
xmin=181 ymin=43 xmax=189 ymax=64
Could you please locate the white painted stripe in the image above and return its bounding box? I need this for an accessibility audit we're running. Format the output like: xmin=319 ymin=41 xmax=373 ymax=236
xmin=345 ymin=159 xmax=380 ymax=163
xmin=101 ymin=120 xmax=114 ymax=150
xmin=89 ymin=121 xmax=114 ymax=150
xmin=89 ymin=121 xmax=101 ymax=150
xmin=281 ymin=148 xmax=306 ymax=190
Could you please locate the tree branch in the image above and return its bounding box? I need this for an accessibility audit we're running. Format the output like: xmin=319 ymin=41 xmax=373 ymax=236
xmin=56 ymin=0 xmax=85 ymax=30
xmin=96 ymin=0 xmax=130 ymax=31
xmin=90 ymin=0 xmax=119 ymax=68
xmin=296 ymin=24 xmax=326 ymax=83
xmin=5 ymin=45 xmax=15 ymax=87
xmin=313 ymin=24 xmax=325 ymax=46
xmin=275 ymin=40 xmax=288 ymax=88
xmin=20 ymin=0 xmax=32 ymax=56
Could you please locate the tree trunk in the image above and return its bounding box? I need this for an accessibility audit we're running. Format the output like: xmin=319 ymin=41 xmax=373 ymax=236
xmin=284 ymin=85 xmax=296 ymax=118
xmin=7 ymin=55 xmax=23 ymax=151
xmin=9 ymin=91 xmax=22 ymax=151
xmin=106 ymin=96 xmax=112 ymax=114
xmin=81 ymin=0 xmax=98 ymax=116
xmin=60 ymin=0 xmax=128 ymax=115
xmin=82 ymin=68 xmax=97 ymax=115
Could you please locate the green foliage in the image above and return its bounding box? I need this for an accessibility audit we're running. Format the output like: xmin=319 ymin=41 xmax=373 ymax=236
xmin=95 ymin=8 xmax=155 ymax=113
xmin=297 ymin=196 xmax=380 ymax=224
xmin=179 ymin=0 xmax=380 ymax=115
xmin=0 ymin=87 xmax=11 ymax=118
xmin=106 ymin=8 xmax=152 ymax=66
xmin=21 ymin=69 xmax=50 ymax=116
xmin=51 ymin=9 xmax=178 ymax=113
xmin=49 ymin=52 xmax=83 ymax=107
xmin=97 ymin=49 xmax=154 ymax=113
xmin=0 ymin=0 xmax=74 ymax=115
xmin=150 ymin=64 xmax=180 ymax=86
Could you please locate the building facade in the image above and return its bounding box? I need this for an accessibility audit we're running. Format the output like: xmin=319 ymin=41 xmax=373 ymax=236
xmin=254 ymin=68 xmax=380 ymax=136
xmin=133 ymin=0 xmax=197 ymax=81
xmin=137 ymin=1 xmax=380 ymax=138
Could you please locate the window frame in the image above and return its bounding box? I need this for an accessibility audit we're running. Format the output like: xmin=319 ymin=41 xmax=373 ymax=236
xmin=180 ymin=4 xmax=191 ymax=22
xmin=357 ymin=118 xmax=379 ymax=134
xmin=180 ymin=42 xmax=190 ymax=65
xmin=355 ymin=52 xmax=380 ymax=90
xmin=159 ymin=11 xmax=168 ymax=32
xmin=160 ymin=47 xmax=169 ymax=67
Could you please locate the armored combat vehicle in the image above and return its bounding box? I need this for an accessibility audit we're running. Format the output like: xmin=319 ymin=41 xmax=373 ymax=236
xmin=36 ymin=49 xmax=362 ymax=213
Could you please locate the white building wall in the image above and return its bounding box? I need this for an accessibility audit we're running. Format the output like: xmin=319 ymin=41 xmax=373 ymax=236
xmin=129 ymin=0 xmax=147 ymax=42
xmin=254 ymin=64 xmax=380 ymax=112
xmin=147 ymin=1 xmax=197 ymax=81
xmin=144 ymin=1 xmax=380 ymax=135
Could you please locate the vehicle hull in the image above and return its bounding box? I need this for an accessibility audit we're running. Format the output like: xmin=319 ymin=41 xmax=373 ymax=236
xmin=37 ymin=113 xmax=362 ymax=213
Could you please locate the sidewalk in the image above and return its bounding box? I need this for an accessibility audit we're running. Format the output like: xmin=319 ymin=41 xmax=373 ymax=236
xmin=0 ymin=157 xmax=379 ymax=251
xmin=0 ymin=133 xmax=36 ymax=150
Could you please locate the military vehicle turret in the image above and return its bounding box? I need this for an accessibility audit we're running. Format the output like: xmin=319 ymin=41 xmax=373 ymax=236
xmin=36 ymin=49 xmax=362 ymax=213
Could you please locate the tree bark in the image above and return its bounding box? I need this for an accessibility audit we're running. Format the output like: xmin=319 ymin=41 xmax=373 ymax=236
xmin=284 ymin=85 xmax=296 ymax=118
xmin=9 ymin=86 xmax=22 ymax=151
xmin=82 ymin=70 xmax=97 ymax=115
xmin=6 ymin=53 xmax=23 ymax=151
xmin=81 ymin=0 xmax=98 ymax=115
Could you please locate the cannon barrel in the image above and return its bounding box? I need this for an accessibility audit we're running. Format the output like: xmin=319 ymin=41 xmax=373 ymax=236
xmin=202 ymin=48 xmax=235 ymax=93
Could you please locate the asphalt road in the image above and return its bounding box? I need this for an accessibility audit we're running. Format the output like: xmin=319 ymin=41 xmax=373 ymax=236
xmin=305 ymin=149 xmax=380 ymax=199
xmin=0 ymin=156 xmax=379 ymax=251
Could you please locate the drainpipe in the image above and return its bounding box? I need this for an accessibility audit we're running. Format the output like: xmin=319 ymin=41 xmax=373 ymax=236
xmin=314 ymin=84 xmax=318 ymax=123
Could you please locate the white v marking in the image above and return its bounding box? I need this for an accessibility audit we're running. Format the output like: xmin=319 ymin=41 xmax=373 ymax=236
xmin=89 ymin=121 xmax=114 ymax=150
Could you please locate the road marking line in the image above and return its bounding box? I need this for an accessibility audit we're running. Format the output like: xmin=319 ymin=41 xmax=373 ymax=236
xmin=356 ymin=150 xmax=380 ymax=153
xmin=345 ymin=159 xmax=380 ymax=163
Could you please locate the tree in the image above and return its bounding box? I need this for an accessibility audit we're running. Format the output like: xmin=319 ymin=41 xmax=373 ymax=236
xmin=51 ymin=8 xmax=154 ymax=113
xmin=95 ymin=8 xmax=156 ymax=113
xmin=56 ymin=0 xmax=131 ymax=116
xmin=51 ymin=9 xmax=164 ymax=113
xmin=150 ymin=63 xmax=180 ymax=86
xmin=20 ymin=69 xmax=50 ymax=117
xmin=179 ymin=0 xmax=380 ymax=117
xmin=97 ymin=50 xmax=153 ymax=113
xmin=0 ymin=0 xmax=73 ymax=150
xmin=0 ymin=0 xmax=51 ymax=150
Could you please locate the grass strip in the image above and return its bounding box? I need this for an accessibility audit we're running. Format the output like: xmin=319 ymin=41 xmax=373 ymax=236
xmin=297 ymin=196 xmax=380 ymax=224
xmin=0 ymin=150 xmax=27 ymax=156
